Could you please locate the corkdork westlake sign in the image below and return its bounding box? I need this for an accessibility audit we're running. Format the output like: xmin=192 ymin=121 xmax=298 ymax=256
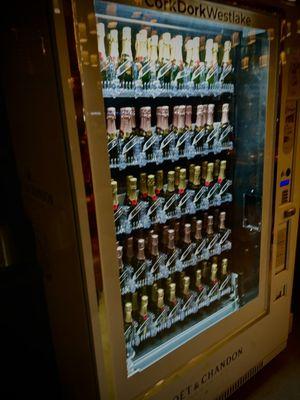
xmin=171 ymin=347 xmax=243 ymax=400
xmin=143 ymin=0 xmax=252 ymax=26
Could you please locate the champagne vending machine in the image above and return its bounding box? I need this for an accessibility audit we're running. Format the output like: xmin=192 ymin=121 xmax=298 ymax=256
xmin=4 ymin=0 xmax=300 ymax=399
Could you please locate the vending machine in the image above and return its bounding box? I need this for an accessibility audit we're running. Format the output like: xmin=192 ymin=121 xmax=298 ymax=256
xmin=3 ymin=0 xmax=300 ymax=399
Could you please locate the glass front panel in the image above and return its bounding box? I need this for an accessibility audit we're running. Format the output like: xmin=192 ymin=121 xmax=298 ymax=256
xmin=94 ymin=0 xmax=270 ymax=376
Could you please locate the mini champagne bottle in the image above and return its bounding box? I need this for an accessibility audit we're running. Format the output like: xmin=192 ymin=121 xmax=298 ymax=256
xmin=182 ymin=276 xmax=191 ymax=301
xmin=177 ymin=168 xmax=187 ymax=196
xmin=181 ymin=223 xmax=192 ymax=263
xmin=154 ymin=288 xmax=165 ymax=317
xmin=147 ymin=175 xmax=158 ymax=219
xmin=220 ymin=258 xmax=229 ymax=282
xmin=155 ymin=170 xmax=164 ymax=197
xmin=148 ymin=33 xmax=159 ymax=80
xmin=206 ymin=40 xmax=219 ymax=85
xmin=213 ymin=160 xmax=220 ymax=183
xmin=139 ymin=295 xmax=149 ymax=336
xmin=117 ymin=245 xmax=124 ymax=272
xmin=125 ymin=237 xmax=134 ymax=266
xmin=206 ymin=215 xmax=214 ymax=242
xmin=194 ymin=220 xmax=203 ymax=246
xmin=134 ymin=238 xmax=147 ymax=278
xmin=188 ymin=164 xmax=195 ymax=189
xmin=185 ymin=105 xmax=193 ymax=131
xmin=117 ymin=27 xmax=133 ymax=87
xmin=205 ymin=162 xmax=214 ymax=188
xmin=158 ymin=32 xmax=172 ymax=87
xmin=220 ymin=41 xmax=233 ymax=83
xmin=171 ymin=35 xmax=184 ymax=88
xmin=136 ymin=29 xmax=151 ymax=87
xmin=205 ymin=104 xmax=215 ymax=149
xmin=166 ymin=229 xmax=177 ymax=270
xmin=107 ymin=29 xmax=119 ymax=82
xmin=111 ymin=180 xmax=119 ymax=212
xmin=194 ymin=269 xmax=204 ymax=293
xmin=218 ymin=160 xmax=227 ymax=185
xmin=210 ymin=263 xmax=219 ymax=287
xmin=167 ymin=283 xmax=177 ymax=310
xmin=96 ymin=23 xmax=108 ymax=82
xmin=120 ymin=107 xmax=134 ymax=163
xmin=219 ymin=211 xmax=227 ymax=234
xmin=192 ymin=165 xmax=201 ymax=190
xmin=124 ymin=302 xmax=133 ymax=331
xmin=125 ymin=178 xmax=138 ymax=228
xmin=139 ymin=172 xmax=148 ymax=201
xmin=106 ymin=107 xmax=118 ymax=165
xmin=177 ymin=105 xmax=187 ymax=155
xmin=220 ymin=104 xmax=231 ymax=144
xmin=139 ymin=106 xmax=153 ymax=159
xmin=201 ymin=161 xmax=208 ymax=186
xmin=165 ymin=171 xmax=176 ymax=215
xmin=194 ymin=104 xmax=205 ymax=151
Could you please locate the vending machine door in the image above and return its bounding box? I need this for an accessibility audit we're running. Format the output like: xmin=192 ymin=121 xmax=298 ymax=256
xmin=57 ymin=1 xmax=278 ymax=398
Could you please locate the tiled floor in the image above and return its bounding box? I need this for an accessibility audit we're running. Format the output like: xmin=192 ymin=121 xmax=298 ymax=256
xmin=230 ymin=316 xmax=300 ymax=400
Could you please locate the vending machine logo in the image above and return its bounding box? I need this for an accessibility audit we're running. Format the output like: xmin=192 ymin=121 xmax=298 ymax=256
xmin=172 ymin=347 xmax=243 ymax=400
xmin=144 ymin=0 xmax=252 ymax=26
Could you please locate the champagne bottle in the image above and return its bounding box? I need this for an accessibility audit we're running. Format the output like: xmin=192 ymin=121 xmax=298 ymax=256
xmin=220 ymin=258 xmax=229 ymax=282
xmin=220 ymin=41 xmax=233 ymax=83
xmin=185 ymin=38 xmax=193 ymax=69
xmin=139 ymin=106 xmax=153 ymax=159
xmin=167 ymin=282 xmax=177 ymax=309
xmin=202 ymin=260 xmax=210 ymax=285
xmin=117 ymin=245 xmax=124 ymax=274
xmin=191 ymin=36 xmax=206 ymax=87
xmin=120 ymin=107 xmax=133 ymax=163
xmin=174 ymin=221 xmax=181 ymax=247
xmin=174 ymin=166 xmax=181 ymax=190
xmin=107 ymin=29 xmax=119 ymax=82
xmin=205 ymin=162 xmax=214 ymax=187
xmin=188 ymin=164 xmax=195 ymax=189
xmin=219 ymin=211 xmax=227 ymax=234
xmin=206 ymin=40 xmax=219 ymax=85
xmin=215 ymin=34 xmax=223 ymax=67
xmin=177 ymin=105 xmax=186 ymax=155
xmin=155 ymin=170 xmax=164 ymax=197
xmin=195 ymin=269 xmax=204 ymax=293
xmin=124 ymin=302 xmax=133 ymax=330
xmin=150 ymin=234 xmax=159 ymax=265
xmin=192 ymin=165 xmax=201 ymax=190
xmin=206 ymin=215 xmax=214 ymax=241
xmin=182 ymin=276 xmax=191 ymax=301
xmin=205 ymin=104 xmax=215 ymax=148
xmin=157 ymin=106 xmax=170 ymax=157
xmin=97 ymin=22 xmax=108 ymax=82
xmin=166 ymin=171 xmax=176 ymax=215
xmin=147 ymin=174 xmax=158 ymax=206
xmin=210 ymin=263 xmax=219 ymax=286
xmin=171 ymin=35 xmax=184 ymax=88
xmin=201 ymin=161 xmax=208 ymax=186
xmin=111 ymin=180 xmax=119 ymax=212
xmin=194 ymin=104 xmax=205 ymax=150
xmin=185 ymin=105 xmax=192 ymax=131
xmin=106 ymin=107 xmax=118 ymax=164
xmin=158 ymin=32 xmax=172 ymax=86
xmin=172 ymin=105 xmax=179 ymax=132
xmin=177 ymin=168 xmax=187 ymax=196
xmin=154 ymin=288 xmax=165 ymax=317
xmin=161 ymin=225 xmax=169 ymax=253
xmin=139 ymin=172 xmax=148 ymax=201
xmin=125 ymin=177 xmax=138 ymax=208
xmin=132 ymin=292 xmax=139 ymax=319
xmin=220 ymin=104 xmax=230 ymax=144
xmin=150 ymin=282 xmax=158 ymax=308
xmin=218 ymin=160 xmax=227 ymax=185
xmin=213 ymin=159 xmax=220 ymax=183
xmin=131 ymin=107 xmax=136 ymax=134
xmin=166 ymin=229 xmax=176 ymax=269
xmin=117 ymin=27 xmax=133 ymax=86
xmin=139 ymin=295 xmax=149 ymax=335
xmin=136 ymin=29 xmax=151 ymax=87
xmin=148 ymin=33 xmax=159 ymax=79
xmin=181 ymin=223 xmax=192 ymax=263
xmin=125 ymin=237 xmax=134 ymax=266
xmin=134 ymin=238 xmax=146 ymax=276
xmin=194 ymin=219 xmax=203 ymax=245
xmin=146 ymin=229 xmax=155 ymax=257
